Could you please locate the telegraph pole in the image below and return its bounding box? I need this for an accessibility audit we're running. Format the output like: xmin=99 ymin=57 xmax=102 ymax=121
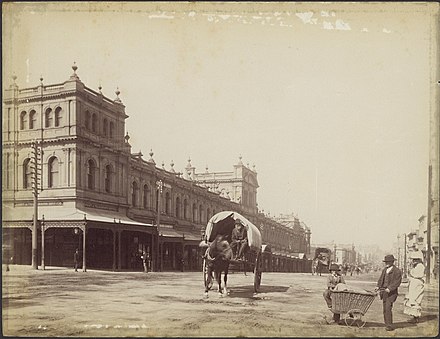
xmin=403 ymin=233 xmax=407 ymax=278
xmin=31 ymin=141 xmax=42 ymax=269
xmin=426 ymin=165 xmax=432 ymax=284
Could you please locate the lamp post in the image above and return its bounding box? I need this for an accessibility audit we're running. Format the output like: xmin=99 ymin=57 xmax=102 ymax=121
xmin=403 ymin=233 xmax=407 ymax=278
xmin=156 ymin=180 xmax=163 ymax=272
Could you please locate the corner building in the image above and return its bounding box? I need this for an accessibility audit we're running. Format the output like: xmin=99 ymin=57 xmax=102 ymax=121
xmin=2 ymin=65 xmax=311 ymax=272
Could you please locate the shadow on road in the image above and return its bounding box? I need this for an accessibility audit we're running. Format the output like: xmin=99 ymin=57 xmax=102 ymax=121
xmin=228 ymin=285 xmax=289 ymax=298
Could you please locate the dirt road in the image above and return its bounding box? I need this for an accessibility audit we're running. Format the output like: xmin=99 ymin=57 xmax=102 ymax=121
xmin=2 ymin=265 xmax=438 ymax=337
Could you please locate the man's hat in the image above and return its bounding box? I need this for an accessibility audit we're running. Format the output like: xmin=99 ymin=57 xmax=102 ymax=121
xmin=329 ymin=263 xmax=340 ymax=271
xmin=234 ymin=218 xmax=243 ymax=225
xmin=383 ymin=254 xmax=396 ymax=262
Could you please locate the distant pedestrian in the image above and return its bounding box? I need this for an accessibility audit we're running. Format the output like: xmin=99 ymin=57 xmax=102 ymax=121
xmin=141 ymin=251 xmax=149 ymax=273
xmin=404 ymin=251 xmax=425 ymax=323
xmin=375 ymin=254 xmax=402 ymax=331
xmin=323 ymin=263 xmax=345 ymax=324
xmin=74 ymin=249 xmax=79 ymax=272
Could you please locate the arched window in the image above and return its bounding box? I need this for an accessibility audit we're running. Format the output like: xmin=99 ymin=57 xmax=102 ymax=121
xmin=132 ymin=181 xmax=139 ymax=207
xmin=29 ymin=110 xmax=37 ymax=129
xmin=91 ymin=113 xmax=97 ymax=133
xmin=104 ymin=165 xmax=112 ymax=193
xmin=199 ymin=204 xmax=203 ymax=224
xmin=109 ymin=121 xmax=115 ymax=138
xmin=48 ymin=157 xmax=59 ymax=188
xmin=85 ymin=111 xmax=91 ymax=130
xmin=143 ymin=184 xmax=149 ymax=209
xmin=103 ymin=118 xmax=108 ymax=136
xmin=23 ymin=158 xmax=31 ymax=189
xmin=165 ymin=192 xmax=171 ymax=215
xmin=20 ymin=111 xmax=27 ymax=130
xmin=183 ymin=199 xmax=188 ymax=219
xmin=192 ymin=203 xmax=197 ymax=222
xmin=45 ymin=108 xmax=53 ymax=128
xmin=54 ymin=107 xmax=62 ymax=127
xmin=87 ymin=159 xmax=96 ymax=190
xmin=175 ymin=197 xmax=181 ymax=218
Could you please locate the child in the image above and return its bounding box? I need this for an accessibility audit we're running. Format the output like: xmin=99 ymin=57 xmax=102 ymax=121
xmin=323 ymin=263 xmax=345 ymax=324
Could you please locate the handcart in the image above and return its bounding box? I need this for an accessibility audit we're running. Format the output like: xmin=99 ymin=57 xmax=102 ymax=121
xmin=331 ymin=290 xmax=376 ymax=327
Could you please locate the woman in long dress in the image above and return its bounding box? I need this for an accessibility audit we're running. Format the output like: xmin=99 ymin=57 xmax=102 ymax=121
xmin=404 ymin=251 xmax=425 ymax=323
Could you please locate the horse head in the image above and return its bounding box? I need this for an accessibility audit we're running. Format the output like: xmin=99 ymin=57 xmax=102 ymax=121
xmin=210 ymin=234 xmax=233 ymax=261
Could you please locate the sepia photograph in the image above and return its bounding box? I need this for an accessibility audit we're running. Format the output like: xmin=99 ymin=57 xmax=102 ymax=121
xmin=2 ymin=1 xmax=439 ymax=337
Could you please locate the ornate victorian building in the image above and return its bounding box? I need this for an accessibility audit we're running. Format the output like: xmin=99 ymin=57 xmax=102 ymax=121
xmin=2 ymin=65 xmax=311 ymax=272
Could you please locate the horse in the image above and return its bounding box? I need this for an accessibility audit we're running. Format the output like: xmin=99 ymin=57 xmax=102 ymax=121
xmin=203 ymin=234 xmax=233 ymax=298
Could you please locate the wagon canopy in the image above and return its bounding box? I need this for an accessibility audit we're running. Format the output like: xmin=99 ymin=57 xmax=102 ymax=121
xmin=205 ymin=211 xmax=262 ymax=252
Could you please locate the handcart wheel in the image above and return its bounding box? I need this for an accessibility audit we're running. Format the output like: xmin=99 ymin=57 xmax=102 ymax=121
xmin=203 ymin=258 xmax=213 ymax=290
xmin=345 ymin=309 xmax=366 ymax=328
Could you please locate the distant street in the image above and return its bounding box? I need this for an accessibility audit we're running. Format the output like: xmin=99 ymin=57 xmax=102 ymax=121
xmin=2 ymin=264 xmax=438 ymax=337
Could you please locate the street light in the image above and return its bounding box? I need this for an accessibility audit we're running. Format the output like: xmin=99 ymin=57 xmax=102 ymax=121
xmin=156 ymin=180 xmax=163 ymax=272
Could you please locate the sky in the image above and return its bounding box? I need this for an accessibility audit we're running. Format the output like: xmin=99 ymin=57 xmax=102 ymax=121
xmin=3 ymin=2 xmax=437 ymax=251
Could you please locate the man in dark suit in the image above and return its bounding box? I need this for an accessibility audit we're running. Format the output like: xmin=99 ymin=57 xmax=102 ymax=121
xmin=231 ymin=219 xmax=248 ymax=260
xmin=375 ymin=254 xmax=402 ymax=331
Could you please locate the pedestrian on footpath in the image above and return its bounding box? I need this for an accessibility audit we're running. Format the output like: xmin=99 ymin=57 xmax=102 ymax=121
xmin=74 ymin=249 xmax=79 ymax=272
xmin=375 ymin=254 xmax=402 ymax=332
xmin=323 ymin=263 xmax=345 ymax=324
xmin=404 ymin=251 xmax=425 ymax=323
xmin=141 ymin=251 xmax=149 ymax=273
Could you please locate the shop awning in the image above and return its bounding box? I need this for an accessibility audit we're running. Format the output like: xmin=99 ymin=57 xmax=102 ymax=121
xmin=33 ymin=206 xmax=154 ymax=228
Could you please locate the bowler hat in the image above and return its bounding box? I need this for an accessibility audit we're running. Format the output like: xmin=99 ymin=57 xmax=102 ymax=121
xmin=383 ymin=254 xmax=396 ymax=262
xmin=329 ymin=263 xmax=340 ymax=271
xmin=235 ymin=219 xmax=243 ymax=225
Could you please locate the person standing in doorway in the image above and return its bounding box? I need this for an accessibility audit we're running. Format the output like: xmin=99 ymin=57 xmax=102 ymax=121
xmin=375 ymin=254 xmax=402 ymax=331
xmin=74 ymin=249 xmax=79 ymax=272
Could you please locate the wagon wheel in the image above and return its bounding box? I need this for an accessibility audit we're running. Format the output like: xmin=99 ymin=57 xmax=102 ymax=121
xmin=253 ymin=251 xmax=262 ymax=293
xmin=345 ymin=309 xmax=365 ymax=328
xmin=203 ymin=258 xmax=213 ymax=290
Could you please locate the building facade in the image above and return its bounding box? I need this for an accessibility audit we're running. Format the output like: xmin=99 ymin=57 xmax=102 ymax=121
xmin=2 ymin=65 xmax=311 ymax=272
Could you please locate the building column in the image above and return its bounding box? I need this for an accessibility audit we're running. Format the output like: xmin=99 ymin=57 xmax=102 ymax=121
xmin=118 ymin=230 xmax=122 ymax=270
xmin=112 ymin=229 xmax=117 ymax=271
xmin=82 ymin=224 xmax=87 ymax=272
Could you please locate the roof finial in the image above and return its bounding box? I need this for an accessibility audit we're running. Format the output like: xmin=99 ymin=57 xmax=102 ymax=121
xmin=205 ymin=165 xmax=209 ymax=173
xmin=170 ymin=160 xmax=176 ymax=173
xmin=186 ymin=157 xmax=192 ymax=168
xmin=40 ymin=75 xmax=44 ymax=85
xmin=162 ymin=161 xmax=165 ymax=169
xmin=124 ymin=131 xmax=130 ymax=143
xmin=98 ymin=83 xmax=102 ymax=94
xmin=114 ymin=87 xmax=122 ymax=103
xmin=70 ymin=62 xmax=80 ymax=80
xmin=238 ymin=155 xmax=243 ymax=165
xmin=11 ymin=74 xmax=18 ymax=88
xmin=148 ymin=149 xmax=155 ymax=164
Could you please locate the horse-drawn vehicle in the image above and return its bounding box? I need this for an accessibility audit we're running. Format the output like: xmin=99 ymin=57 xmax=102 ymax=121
xmin=200 ymin=211 xmax=265 ymax=297
xmin=312 ymin=247 xmax=332 ymax=276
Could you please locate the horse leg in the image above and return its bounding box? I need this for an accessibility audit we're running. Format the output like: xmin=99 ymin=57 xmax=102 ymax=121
xmin=213 ymin=270 xmax=222 ymax=295
xmin=205 ymin=266 xmax=212 ymax=298
xmin=224 ymin=266 xmax=229 ymax=296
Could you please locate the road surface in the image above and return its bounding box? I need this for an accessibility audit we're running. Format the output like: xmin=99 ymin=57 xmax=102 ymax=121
xmin=2 ymin=265 xmax=438 ymax=337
